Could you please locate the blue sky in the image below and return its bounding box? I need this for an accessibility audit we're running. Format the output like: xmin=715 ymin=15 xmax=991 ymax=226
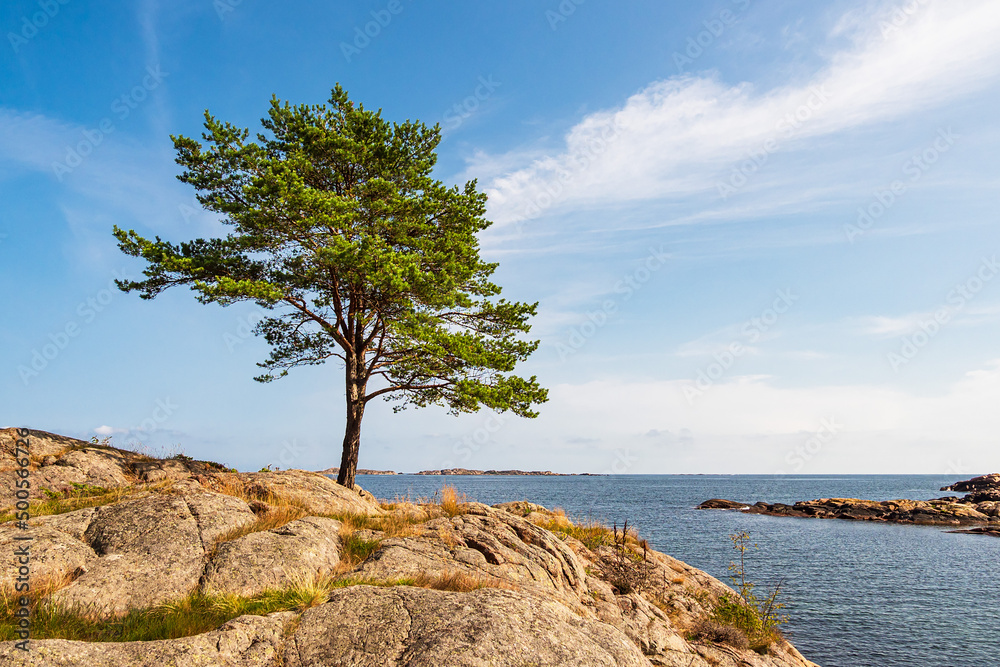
xmin=3 ymin=0 xmax=999 ymax=475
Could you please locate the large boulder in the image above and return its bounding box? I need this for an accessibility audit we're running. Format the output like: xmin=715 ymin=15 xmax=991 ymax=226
xmin=0 ymin=612 xmax=292 ymax=666
xmin=0 ymin=442 xmax=137 ymax=507
xmin=52 ymin=492 xmax=256 ymax=614
xmin=0 ymin=429 xmax=86 ymax=470
xmin=202 ymin=516 xmax=342 ymax=596
xmin=205 ymin=470 xmax=382 ymax=516
xmin=357 ymin=503 xmax=587 ymax=604
xmin=0 ymin=523 xmax=96 ymax=591
xmin=284 ymin=585 xmax=651 ymax=667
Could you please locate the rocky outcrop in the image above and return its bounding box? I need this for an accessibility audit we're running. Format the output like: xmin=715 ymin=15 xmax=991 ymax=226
xmin=357 ymin=503 xmax=589 ymax=608
xmin=205 ymin=470 xmax=382 ymax=516
xmin=0 ymin=429 xmax=88 ymax=469
xmin=941 ymin=472 xmax=1000 ymax=492
xmin=698 ymin=499 xmax=750 ymax=510
xmin=0 ymin=428 xmax=820 ymax=667
xmin=285 ymin=586 xmax=650 ymax=667
xmin=0 ymin=612 xmax=292 ymax=666
xmin=53 ymin=492 xmax=258 ymax=614
xmin=699 ymin=474 xmax=1000 ymax=535
xmin=948 ymin=526 xmax=1000 ymax=538
xmin=202 ymin=516 xmax=343 ymax=596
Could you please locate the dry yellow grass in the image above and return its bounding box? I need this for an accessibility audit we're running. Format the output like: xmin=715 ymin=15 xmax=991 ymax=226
xmin=439 ymin=484 xmax=469 ymax=517
xmin=1 ymin=569 xmax=80 ymax=606
xmin=208 ymin=474 xmax=308 ymax=510
xmin=412 ymin=570 xmax=517 ymax=593
xmin=213 ymin=505 xmax=308 ymax=547
xmin=329 ymin=511 xmax=421 ymax=539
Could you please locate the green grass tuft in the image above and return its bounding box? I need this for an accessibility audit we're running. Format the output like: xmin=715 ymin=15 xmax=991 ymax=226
xmin=0 ymin=485 xmax=132 ymax=523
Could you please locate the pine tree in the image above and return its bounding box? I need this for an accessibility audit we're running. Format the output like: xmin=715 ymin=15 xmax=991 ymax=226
xmin=114 ymin=85 xmax=547 ymax=488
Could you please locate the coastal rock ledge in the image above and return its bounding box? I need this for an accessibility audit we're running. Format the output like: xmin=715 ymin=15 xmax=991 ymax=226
xmin=0 ymin=428 xmax=820 ymax=667
xmin=699 ymin=473 xmax=1000 ymax=535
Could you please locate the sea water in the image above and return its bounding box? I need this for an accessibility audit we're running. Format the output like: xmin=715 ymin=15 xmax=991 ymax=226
xmin=353 ymin=474 xmax=1000 ymax=667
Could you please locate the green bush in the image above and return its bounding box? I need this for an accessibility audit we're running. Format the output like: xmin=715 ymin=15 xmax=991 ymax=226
xmin=707 ymin=531 xmax=788 ymax=654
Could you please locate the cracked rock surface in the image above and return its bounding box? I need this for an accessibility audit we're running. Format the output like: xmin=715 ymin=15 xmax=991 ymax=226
xmin=0 ymin=430 xmax=822 ymax=667
xmin=202 ymin=516 xmax=342 ymax=596
xmin=285 ymin=585 xmax=650 ymax=667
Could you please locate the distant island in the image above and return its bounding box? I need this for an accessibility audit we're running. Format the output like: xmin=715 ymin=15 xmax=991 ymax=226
xmin=414 ymin=469 xmax=601 ymax=476
xmin=316 ymin=468 xmax=602 ymax=476
xmin=699 ymin=473 xmax=1000 ymax=537
xmin=317 ymin=467 xmax=401 ymax=476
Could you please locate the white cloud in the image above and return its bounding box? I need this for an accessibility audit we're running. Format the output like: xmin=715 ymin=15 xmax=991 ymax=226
xmin=476 ymin=0 xmax=1000 ymax=226
xmin=503 ymin=359 xmax=1000 ymax=473
xmin=850 ymin=303 xmax=1000 ymax=338
xmin=93 ymin=425 xmax=128 ymax=437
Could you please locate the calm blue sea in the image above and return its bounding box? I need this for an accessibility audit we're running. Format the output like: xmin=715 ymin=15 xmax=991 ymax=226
xmin=353 ymin=474 xmax=999 ymax=667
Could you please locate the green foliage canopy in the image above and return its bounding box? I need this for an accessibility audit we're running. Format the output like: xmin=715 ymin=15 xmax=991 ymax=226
xmin=114 ymin=85 xmax=547 ymax=486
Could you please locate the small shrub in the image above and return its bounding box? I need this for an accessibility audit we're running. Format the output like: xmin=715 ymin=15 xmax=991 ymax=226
xmin=597 ymin=520 xmax=655 ymax=595
xmin=690 ymin=618 xmax=750 ymax=650
xmin=209 ymin=474 xmax=305 ymax=511
xmin=706 ymin=531 xmax=788 ymax=654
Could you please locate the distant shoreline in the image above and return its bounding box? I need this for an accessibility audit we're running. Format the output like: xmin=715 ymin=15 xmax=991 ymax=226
xmin=316 ymin=468 xmax=603 ymax=476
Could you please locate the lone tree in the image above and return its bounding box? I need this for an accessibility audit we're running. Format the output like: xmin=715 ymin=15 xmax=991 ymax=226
xmin=114 ymin=85 xmax=547 ymax=488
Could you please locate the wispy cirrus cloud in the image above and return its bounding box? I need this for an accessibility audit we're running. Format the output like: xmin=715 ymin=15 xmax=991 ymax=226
xmin=472 ymin=0 xmax=1000 ymax=227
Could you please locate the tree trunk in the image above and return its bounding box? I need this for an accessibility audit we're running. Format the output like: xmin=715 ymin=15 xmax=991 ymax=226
xmin=336 ymin=357 xmax=366 ymax=489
